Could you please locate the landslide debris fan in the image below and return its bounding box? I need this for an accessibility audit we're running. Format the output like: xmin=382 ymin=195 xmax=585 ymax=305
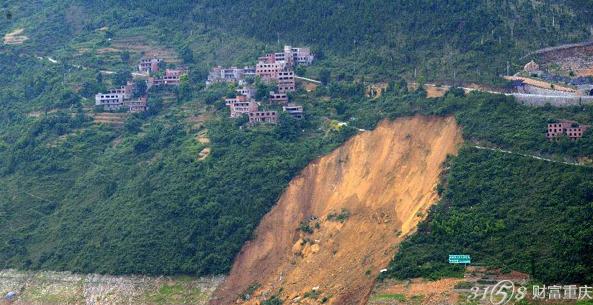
xmin=211 ymin=116 xmax=463 ymax=305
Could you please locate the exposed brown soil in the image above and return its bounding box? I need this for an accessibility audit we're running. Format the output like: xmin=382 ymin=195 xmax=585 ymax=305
xmin=424 ymin=85 xmax=449 ymax=98
xmin=367 ymin=268 xmax=529 ymax=305
xmin=367 ymin=278 xmax=463 ymax=305
xmin=198 ymin=148 xmax=211 ymax=161
xmin=209 ymin=116 xmax=463 ymax=305
xmin=3 ymin=28 xmax=29 ymax=45
xmin=196 ymin=130 xmax=211 ymax=144
xmin=503 ymin=76 xmax=576 ymax=92
xmin=576 ymin=68 xmax=593 ymax=77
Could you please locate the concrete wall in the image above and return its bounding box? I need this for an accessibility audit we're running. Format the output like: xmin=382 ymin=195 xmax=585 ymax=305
xmin=512 ymin=93 xmax=593 ymax=107
xmin=518 ymin=85 xmax=576 ymax=97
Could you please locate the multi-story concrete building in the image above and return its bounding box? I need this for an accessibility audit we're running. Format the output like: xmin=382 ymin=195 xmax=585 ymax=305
xmin=248 ymin=111 xmax=278 ymax=124
xmin=255 ymin=62 xmax=285 ymax=81
xmin=289 ymin=46 xmax=314 ymax=65
xmin=138 ymin=58 xmax=163 ymax=74
xmin=149 ymin=69 xmax=187 ymax=87
xmin=259 ymin=46 xmax=314 ymax=67
xmin=547 ymin=120 xmax=590 ymax=140
xmin=95 ymin=93 xmax=125 ymax=111
xmin=283 ymin=104 xmax=304 ymax=119
xmin=258 ymin=53 xmax=276 ymax=64
xmin=225 ymin=95 xmax=259 ymax=118
xmin=126 ymin=97 xmax=148 ymax=113
xmin=237 ymin=87 xmax=257 ymax=99
xmin=95 ymin=82 xmax=150 ymax=113
xmin=95 ymin=82 xmax=135 ymax=111
xmin=207 ymin=66 xmax=255 ymax=85
xmin=276 ymin=70 xmax=296 ymax=93
xmin=269 ymin=91 xmax=288 ymax=104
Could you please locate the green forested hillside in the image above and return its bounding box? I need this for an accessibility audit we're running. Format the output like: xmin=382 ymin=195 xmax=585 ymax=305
xmin=385 ymin=148 xmax=593 ymax=284
xmin=3 ymin=0 xmax=593 ymax=82
xmin=196 ymin=0 xmax=591 ymax=81
xmin=0 ymin=0 xmax=592 ymax=282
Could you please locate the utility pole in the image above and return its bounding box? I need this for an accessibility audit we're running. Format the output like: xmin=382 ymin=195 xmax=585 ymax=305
xmin=506 ymin=61 xmax=510 ymax=76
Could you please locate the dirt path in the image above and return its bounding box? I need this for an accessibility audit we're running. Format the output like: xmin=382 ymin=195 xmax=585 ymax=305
xmin=472 ymin=145 xmax=587 ymax=167
xmin=503 ymin=76 xmax=575 ymax=93
xmin=3 ymin=28 xmax=29 ymax=45
xmin=209 ymin=116 xmax=463 ymax=305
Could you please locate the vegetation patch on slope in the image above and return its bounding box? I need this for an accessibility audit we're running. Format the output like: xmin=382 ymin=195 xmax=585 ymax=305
xmin=384 ymin=147 xmax=593 ymax=284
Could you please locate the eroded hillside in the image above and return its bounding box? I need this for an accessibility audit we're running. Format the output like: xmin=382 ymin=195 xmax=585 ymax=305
xmin=210 ymin=116 xmax=463 ymax=305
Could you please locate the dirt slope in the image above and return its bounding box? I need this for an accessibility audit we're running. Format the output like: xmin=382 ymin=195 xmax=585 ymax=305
xmin=209 ymin=116 xmax=463 ymax=305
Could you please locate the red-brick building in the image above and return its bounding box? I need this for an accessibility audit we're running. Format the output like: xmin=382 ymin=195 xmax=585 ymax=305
xmin=225 ymin=95 xmax=259 ymax=118
xmin=276 ymin=70 xmax=295 ymax=93
xmin=255 ymin=62 xmax=285 ymax=81
xmin=547 ymin=120 xmax=590 ymax=140
xmin=269 ymin=91 xmax=288 ymax=104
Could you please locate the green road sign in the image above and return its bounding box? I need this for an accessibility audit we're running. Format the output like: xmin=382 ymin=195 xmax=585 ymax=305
xmin=449 ymin=254 xmax=471 ymax=264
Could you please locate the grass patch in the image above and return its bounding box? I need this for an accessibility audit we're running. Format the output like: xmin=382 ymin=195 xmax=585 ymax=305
xmin=372 ymin=293 xmax=407 ymax=301
xmin=143 ymin=282 xmax=206 ymax=305
xmin=327 ymin=208 xmax=351 ymax=223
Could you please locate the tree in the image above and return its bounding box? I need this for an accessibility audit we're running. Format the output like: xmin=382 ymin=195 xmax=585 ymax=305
xmin=120 ymin=51 xmax=130 ymax=63
xmin=96 ymin=71 xmax=103 ymax=84
xmin=180 ymin=46 xmax=194 ymax=64
xmin=79 ymin=81 xmax=97 ymax=98
xmin=113 ymin=70 xmax=132 ymax=86
xmin=319 ymin=69 xmax=331 ymax=85
xmin=133 ymin=80 xmax=147 ymax=98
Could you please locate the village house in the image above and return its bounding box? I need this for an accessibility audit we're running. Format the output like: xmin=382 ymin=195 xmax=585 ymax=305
xmin=212 ymin=44 xmax=313 ymax=125
xmin=276 ymin=70 xmax=296 ymax=93
xmin=255 ymin=62 xmax=286 ymax=81
xmin=225 ymin=95 xmax=259 ymax=118
xmin=259 ymin=46 xmax=314 ymax=67
xmin=148 ymin=68 xmax=187 ymax=87
xmin=283 ymin=104 xmax=304 ymax=119
xmin=95 ymin=82 xmax=134 ymax=111
xmin=248 ymin=111 xmax=278 ymax=124
xmin=236 ymin=87 xmax=256 ymax=99
xmin=126 ymin=96 xmax=148 ymax=113
xmin=224 ymin=94 xmax=278 ymax=125
xmin=269 ymin=91 xmax=288 ymax=104
xmin=95 ymin=93 xmax=125 ymax=111
xmin=207 ymin=66 xmax=255 ymax=85
xmin=288 ymin=46 xmax=314 ymax=66
xmin=231 ymin=101 xmax=259 ymax=118
xmin=547 ymin=120 xmax=590 ymax=140
xmin=138 ymin=58 xmax=163 ymax=74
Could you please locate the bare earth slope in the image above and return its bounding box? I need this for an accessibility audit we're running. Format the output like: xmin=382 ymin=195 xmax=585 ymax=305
xmin=210 ymin=116 xmax=463 ymax=305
